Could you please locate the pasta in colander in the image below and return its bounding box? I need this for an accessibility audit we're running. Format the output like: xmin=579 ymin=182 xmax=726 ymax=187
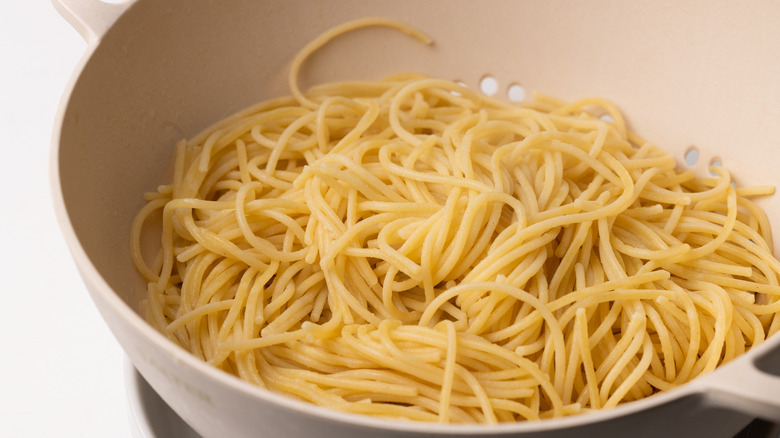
xmin=131 ymin=18 xmax=780 ymax=423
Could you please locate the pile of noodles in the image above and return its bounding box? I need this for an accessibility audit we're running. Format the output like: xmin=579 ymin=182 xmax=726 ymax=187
xmin=131 ymin=19 xmax=780 ymax=424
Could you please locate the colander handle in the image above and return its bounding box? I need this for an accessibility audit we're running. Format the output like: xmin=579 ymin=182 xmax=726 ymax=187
xmin=705 ymin=352 xmax=780 ymax=421
xmin=51 ymin=0 xmax=132 ymax=43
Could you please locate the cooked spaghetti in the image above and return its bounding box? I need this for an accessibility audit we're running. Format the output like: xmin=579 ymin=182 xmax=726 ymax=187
xmin=131 ymin=18 xmax=780 ymax=423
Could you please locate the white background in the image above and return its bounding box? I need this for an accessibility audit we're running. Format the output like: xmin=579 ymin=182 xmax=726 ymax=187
xmin=0 ymin=1 xmax=134 ymax=437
